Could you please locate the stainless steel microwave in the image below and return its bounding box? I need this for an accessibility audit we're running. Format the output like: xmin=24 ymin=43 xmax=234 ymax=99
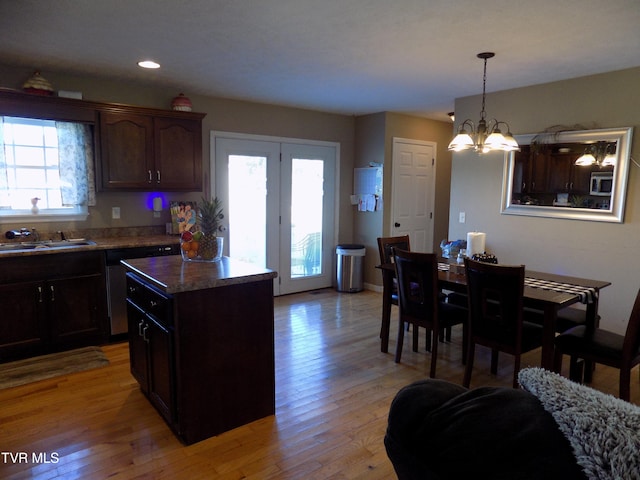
xmin=590 ymin=172 xmax=613 ymax=196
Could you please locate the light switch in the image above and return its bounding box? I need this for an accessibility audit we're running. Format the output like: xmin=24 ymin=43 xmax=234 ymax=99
xmin=112 ymin=207 xmax=121 ymax=219
xmin=459 ymin=211 xmax=466 ymax=223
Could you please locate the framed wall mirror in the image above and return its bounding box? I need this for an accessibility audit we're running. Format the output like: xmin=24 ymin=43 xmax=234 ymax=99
xmin=501 ymin=127 xmax=633 ymax=223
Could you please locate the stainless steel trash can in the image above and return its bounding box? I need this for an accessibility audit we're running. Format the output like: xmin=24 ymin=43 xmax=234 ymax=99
xmin=336 ymin=244 xmax=365 ymax=292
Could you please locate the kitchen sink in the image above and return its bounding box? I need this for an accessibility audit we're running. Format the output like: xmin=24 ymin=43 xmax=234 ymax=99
xmin=40 ymin=239 xmax=96 ymax=248
xmin=0 ymin=239 xmax=96 ymax=252
xmin=0 ymin=243 xmax=34 ymax=251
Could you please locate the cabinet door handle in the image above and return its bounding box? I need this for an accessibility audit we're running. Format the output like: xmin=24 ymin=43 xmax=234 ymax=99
xmin=150 ymin=300 xmax=158 ymax=308
xmin=138 ymin=320 xmax=145 ymax=337
xmin=148 ymin=170 xmax=152 ymax=183
xmin=37 ymin=286 xmax=43 ymax=303
xmin=156 ymin=170 xmax=161 ymax=183
xmin=49 ymin=285 xmax=55 ymax=302
xmin=142 ymin=325 xmax=149 ymax=343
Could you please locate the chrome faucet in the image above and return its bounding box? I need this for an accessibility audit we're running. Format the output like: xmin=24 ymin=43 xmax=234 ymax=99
xmin=5 ymin=228 xmax=33 ymax=240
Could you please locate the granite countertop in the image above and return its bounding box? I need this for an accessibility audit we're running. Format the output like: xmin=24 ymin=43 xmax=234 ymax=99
xmin=121 ymin=255 xmax=278 ymax=294
xmin=0 ymin=234 xmax=179 ymax=257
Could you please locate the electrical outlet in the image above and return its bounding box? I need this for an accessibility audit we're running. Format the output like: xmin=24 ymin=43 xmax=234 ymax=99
xmin=459 ymin=211 xmax=466 ymax=223
xmin=112 ymin=207 xmax=121 ymax=219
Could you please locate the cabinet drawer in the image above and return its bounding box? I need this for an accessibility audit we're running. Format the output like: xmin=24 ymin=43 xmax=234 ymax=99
xmin=0 ymin=251 xmax=104 ymax=285
xmin=126 ymin=273 xmax=173 ymax=326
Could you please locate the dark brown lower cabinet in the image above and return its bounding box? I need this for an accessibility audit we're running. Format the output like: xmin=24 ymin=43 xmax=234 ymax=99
xmin=125 ymin=271 xmax=275 ymax=445
xmin=0 ymin=252 xmax=109 ymax=362
xmin=127 ymin=300 xmax=175 ymax=425
xmin=48 ymin=273 xmax=107 ymax=347
xmin=0 ymin=281 xmax=47 ymax=359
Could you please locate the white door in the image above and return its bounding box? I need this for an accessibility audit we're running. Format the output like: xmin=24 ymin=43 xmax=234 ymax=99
xmin=214 ymin=135 xmax=336 ymax=295
xmin=391 ymin=138 xmax=436 ymax=253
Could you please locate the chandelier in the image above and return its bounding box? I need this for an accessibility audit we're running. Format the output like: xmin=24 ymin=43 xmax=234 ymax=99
xmin=574 ymin=142 xmax=617 ymax=167
xmin=448 ymin=52 xmax=519 ymax=153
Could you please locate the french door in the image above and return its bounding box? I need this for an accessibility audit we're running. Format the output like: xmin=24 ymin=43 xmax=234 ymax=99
xmin=214 ymin=134 xmax=337 ymax=295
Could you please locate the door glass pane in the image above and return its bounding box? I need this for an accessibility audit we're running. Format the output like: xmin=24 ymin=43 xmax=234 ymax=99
xmin=228 ymin=155 xmax=267 ymax=267
xmin=290 ymin=158 xmax=323 ymax=278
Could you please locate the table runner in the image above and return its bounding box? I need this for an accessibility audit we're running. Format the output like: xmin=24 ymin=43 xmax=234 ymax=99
xmin=524 ymin=278 xmax=597 ymax=304
xmin=437 ymin=262 xmax=597 ymax=304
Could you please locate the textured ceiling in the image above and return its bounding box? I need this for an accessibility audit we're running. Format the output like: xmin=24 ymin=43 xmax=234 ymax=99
xmin=2 ymin=0 xmax=640 ymax=121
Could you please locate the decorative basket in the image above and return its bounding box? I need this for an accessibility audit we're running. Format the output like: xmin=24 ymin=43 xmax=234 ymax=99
xmin=471 ymin=253 xmax=498 ymax=264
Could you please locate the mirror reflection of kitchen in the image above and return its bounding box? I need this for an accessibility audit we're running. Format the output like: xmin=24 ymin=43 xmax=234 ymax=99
xmin=510 ymin=141 xmax=614 ymax=211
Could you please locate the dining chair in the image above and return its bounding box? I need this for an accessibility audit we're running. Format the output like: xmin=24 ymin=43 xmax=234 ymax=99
xmin=524 ymin=306 xmax=601 ymax=380
xmin=553 ymin=287 xmax=640 ymax=401
xmin=524 ymin=306 xmax=601 ymax=333
xmin=393 ymin=249 xmax=468 ymax=377
xmin=463 ymin=258 xmax=544 ymax=388
xmin=377 ymin=236 xmax=411 ymax=351
xmin=377 ymin=235 xmax=456 ymax=353
xmin=377 ymin=235 xmax=411 ymax=307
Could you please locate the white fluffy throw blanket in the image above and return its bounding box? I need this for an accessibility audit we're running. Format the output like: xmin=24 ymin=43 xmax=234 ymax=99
xmin=518 ymin=368 xmax=640 ymax=480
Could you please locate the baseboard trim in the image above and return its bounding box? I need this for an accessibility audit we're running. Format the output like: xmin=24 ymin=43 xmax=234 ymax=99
xmin=364 ymin=282 xmax=382 ymax=293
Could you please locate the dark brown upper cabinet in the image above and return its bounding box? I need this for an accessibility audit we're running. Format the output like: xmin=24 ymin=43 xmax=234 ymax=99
xmin=99 ymin=109 xmax=204 ymax=191
xmin=0 ymin=88 xmax=206 ymax=193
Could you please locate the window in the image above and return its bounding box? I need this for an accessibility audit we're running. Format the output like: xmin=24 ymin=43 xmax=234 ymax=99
xmin=0 ymin=116 xmax=96 ymax=221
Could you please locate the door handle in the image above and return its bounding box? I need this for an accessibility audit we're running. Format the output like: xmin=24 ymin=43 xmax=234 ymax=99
xmin=142 ymin=325 xmax=149 ymax=343
xmin=394 ymin=222 xmax=401 ymax=228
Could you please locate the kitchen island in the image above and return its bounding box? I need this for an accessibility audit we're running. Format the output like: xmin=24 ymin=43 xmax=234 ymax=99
xmin=121 ymin=255 xmax=277 ymax=445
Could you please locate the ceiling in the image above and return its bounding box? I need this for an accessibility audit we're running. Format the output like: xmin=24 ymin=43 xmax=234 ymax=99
xmin=2 ymin=0 xmax=640 ymax=121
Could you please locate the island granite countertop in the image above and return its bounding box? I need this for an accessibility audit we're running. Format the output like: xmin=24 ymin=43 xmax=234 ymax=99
xmin=121 ymin=255 xmax=278 ymax=294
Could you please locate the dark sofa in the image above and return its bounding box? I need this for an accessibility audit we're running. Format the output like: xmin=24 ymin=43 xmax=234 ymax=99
xmin=385 ymin=368 xmax=640 ymax=480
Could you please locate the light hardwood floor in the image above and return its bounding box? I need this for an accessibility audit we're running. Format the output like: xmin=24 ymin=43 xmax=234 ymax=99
xmin=1 ymin=289 xmax=638 ymax=479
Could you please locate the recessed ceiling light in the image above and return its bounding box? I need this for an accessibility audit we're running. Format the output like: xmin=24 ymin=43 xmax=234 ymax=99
xmin=137 ymin=60 xmax=160 ymax=69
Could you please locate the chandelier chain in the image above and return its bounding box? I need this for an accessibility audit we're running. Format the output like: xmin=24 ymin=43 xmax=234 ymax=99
xmin=480 ymin=56 xmax=488 ymax=121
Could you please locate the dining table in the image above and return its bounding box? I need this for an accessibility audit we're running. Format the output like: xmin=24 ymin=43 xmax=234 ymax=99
xmin=376 ymin=259 xmax=611 ymax=370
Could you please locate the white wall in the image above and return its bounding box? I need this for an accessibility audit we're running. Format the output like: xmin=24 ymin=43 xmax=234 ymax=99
xmin=449 ymin=67 xmax=640 ymax=334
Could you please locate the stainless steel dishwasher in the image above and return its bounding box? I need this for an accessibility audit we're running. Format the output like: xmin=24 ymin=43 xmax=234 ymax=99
xmin=105 ymin=244 xmax=179 ymax=337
